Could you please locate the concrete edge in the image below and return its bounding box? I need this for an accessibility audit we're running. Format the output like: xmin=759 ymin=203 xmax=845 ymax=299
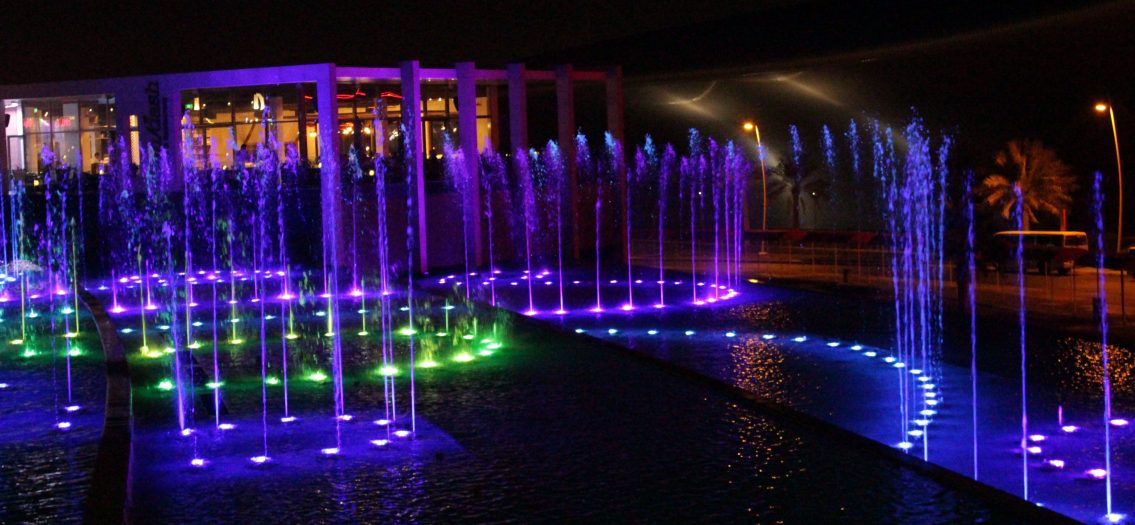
xmin=78 ymin=288 xmax=133 ymax=524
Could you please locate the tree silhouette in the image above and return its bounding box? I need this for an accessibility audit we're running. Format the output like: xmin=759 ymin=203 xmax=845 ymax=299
xmin=977 ymin=139 xmax=1076 ymax=231
xmin=769 ymin=159 xmax=829 ymax=229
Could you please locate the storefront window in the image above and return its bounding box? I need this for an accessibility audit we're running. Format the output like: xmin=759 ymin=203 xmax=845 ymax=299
xmin=182 ymin=84 xmax=313 ymax=169
xmin=3 ymin=95 xmax=115 ymax=174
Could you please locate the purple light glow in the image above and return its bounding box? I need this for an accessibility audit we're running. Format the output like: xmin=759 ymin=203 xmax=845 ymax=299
xmin=320 ymin=447 xmax=340 ymax=456
xmin=190 ymin=458 xmax=207 ymax=468
xmin=250 ymin=455 xmax=270 ymax=465
xmin=370 ymin=439 xmax=390 ymax=447
xmin=280 ymin=416 xmax=297 ymax=423
xmin=394 ymin=430 xmax=411 ymax=438
xmin=56 ymin=421 xmax=72 ymax=430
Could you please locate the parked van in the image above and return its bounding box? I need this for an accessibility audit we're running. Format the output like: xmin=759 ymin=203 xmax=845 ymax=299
xmin=991 ymin=231 xmax=1088 ymax=275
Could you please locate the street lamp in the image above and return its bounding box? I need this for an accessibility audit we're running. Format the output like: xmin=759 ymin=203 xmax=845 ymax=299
xmin=743 ymin=121 xmax=769 ymax=254
xmin=1096 ymin=102 xmax=1125 ymax=253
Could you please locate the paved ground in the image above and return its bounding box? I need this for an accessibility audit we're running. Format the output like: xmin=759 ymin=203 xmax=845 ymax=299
xmin=632 ymin=243 xmax=1135 ymax=343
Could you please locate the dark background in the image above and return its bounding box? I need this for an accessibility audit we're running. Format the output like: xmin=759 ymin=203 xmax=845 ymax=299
xmin=2 ymin=0 xmax=1131 ymax=231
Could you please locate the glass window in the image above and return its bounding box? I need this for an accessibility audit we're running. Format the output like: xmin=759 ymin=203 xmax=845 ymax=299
xmin=5 ymin=95 xmax=115 ymax=174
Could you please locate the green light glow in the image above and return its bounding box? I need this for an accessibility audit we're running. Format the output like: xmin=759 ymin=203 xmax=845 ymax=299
xmin=265 ymin=376 xmax=280 ymax=385
xmin=453 ymin=352 xmax=474 ymax=363
xmin=417 ymin=359 xmax=440 ymax=368
xmin=435 ymin=332 xmax=448 ymax=337
xmin=163 ymin=347 xmax=176 ymax=354
xmin=378 ymin=366 xmax=399 ymax=377
xmin=206 ymin=381 xmax=223 ymax=389
xmin=64 ymin=332 xmax=78 ymax=339
xmin=324 ymin=332 xmax=335 ymax=337
xmin=157 ymin=379 xmax=174 ymax=391
xmin=285 ymin=333 xmax=299 ymax=340
xmin=398 ymin=327 xmax=417 ymax=336
xmin=462 ymin=334 xmax=474 ymax=340
xmin=9 ymin=338 xmax=23 ymax=345
xmin=68 ymin=347 xmax=82 ymax=357
xmin=308 ymin=370 xmax=328 ymax=382
xmin=357 ymin=330 xmax=370 ymax=336
xmin=480 ymin=338 xmax=492 ymax=344
xmin=140 ymin=347 xmax=162 ymax=358
xmin=61 ymin=307 xmax=75 ymax=315
xmin=477 ymin=349 xmax=494 ymax=356
xmin=228 ymin=339 xmax=245 ymax=345
xmin=187 ymin=342 xmax=202 ymax=349
xmin=486 ymin=342 xmax=502 ymax=350
xmin=21 ymin=348 xmax=36 ymax=358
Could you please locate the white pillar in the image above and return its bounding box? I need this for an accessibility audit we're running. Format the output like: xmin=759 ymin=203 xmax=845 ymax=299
xmin=401 ymin=60 xmax=428 ymax=273
xmin=507 ymin=63 xmax=528 ymax=154
xmin=316 ymin=64 xmax=342 ymax=268
xmin=456 ymin=62 xmax=483 ymax=267
xmin=556 ymin=64 xmax=578 ymax=259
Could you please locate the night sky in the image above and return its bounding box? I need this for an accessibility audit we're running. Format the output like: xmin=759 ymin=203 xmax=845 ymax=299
xmin=3 ymin=0 xmax=1131 ymax=229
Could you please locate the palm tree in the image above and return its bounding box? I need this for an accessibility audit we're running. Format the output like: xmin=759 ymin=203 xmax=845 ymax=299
xmin=768 ymin=159 xmax=829 ymax=229
xmin=978 ymin=139 xmax=1076 ymax=230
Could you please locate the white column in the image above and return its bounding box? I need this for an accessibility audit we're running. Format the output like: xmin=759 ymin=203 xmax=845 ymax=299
xmin=456 ymin=62 xmax=483 ymax=267
xmin=556 ymin=64 xmax=578 ymax=259
xmin=316 ymin=64 xmax=342 ymax=267
xmin=401 ymin=60 xmax=428 ymax=273
xmin=507 ymin=63 xmax=528 ymax=154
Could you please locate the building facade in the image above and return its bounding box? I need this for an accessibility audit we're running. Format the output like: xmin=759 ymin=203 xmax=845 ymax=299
xmin=0 ymin=62 xmax=624 ymax=271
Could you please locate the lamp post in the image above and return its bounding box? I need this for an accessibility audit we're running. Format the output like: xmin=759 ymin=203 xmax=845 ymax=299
xmin=743 ymin=121 xmax=769 ymax=254
xmin=1096 ymin=102 xmax=1125 ymax=253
